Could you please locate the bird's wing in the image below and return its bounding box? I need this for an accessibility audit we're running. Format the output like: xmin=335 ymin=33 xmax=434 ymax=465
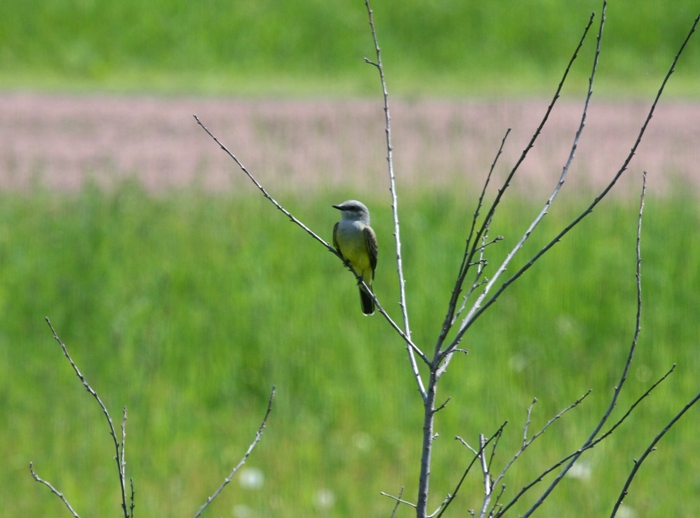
xmin=363 ymin=226 xmax=378 ymax=277
xmin=332 ymin=222 xmax=344 ymax=259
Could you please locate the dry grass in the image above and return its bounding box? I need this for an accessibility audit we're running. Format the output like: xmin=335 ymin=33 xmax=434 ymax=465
xmin=1 ymin=93 xmax=698 ymax=195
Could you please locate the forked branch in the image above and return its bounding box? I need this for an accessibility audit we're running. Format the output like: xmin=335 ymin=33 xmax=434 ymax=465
xmin=43 ymin=317 xmax=131 ymax=518
xmin=434 ymin=8 xmax=597 ymax=366
xmin=441 ymin=2 xmax=606 ymax=367
xmin=450 ymin=7 xmax=700 ymax=353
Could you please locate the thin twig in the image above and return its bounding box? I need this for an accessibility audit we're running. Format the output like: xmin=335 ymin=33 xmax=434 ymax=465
xmin=193 ymin=386 xmax=276 ymax=518
xmin=193 ymin=115 xmax=330 ymax=249
xmin=487 ymin=484 xmax=507 ymax=518
xmin=130 ymin=478 xmax=135 ymax=518
xmin=428 ymin=493 xmax=453 ymax=518
xmin=45 ymin=317 xmax=129 ymax=518
xmin=598 ymin=363 xmax=676 ymax=441
xmin=451 ymin=232 xmax=502 ymax=328
xmin=434 ymin=397 xmax=451 ymax=413
xmin=364 ymin=0 xmax=426 ymax=400
xmin=456 ymin=435 xmax=479 ymax=456
xmin=381 ymin=490 xmax=417 ymax=509
xmin=121 ymin=406 xmax=128 ymax=510
xmin=523 ymin=398 xmax=537 ymax=446
xmin=609 ymin=390 xmax=700 ymax=516
xmin=29 ymin=462 xmax=81 ymax=518
xmin=486 ymin=424 xmax=505 ymax=474
xmin=389 ymin=487 xmax=405 ymax=518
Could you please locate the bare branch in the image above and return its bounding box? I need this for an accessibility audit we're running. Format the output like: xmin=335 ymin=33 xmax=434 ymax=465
xmin=434 ymin=397 xmax=451 ymax=414
xmin=129 ymin=478 xmax=135 ymax=518
xmin=44 ymin=317 xmax=130 ymax=518
xmin=436 ymin=128 xmax=511 ymax=351
xmin=522 ymin=398 xmax=538 ymax=447
xmin=428 ymin=492 xmax=453 ymax=518
xmin=497 ymin=364 xmax=676 ymax=516
xmin=29 ymin=462 xmax=81 ymax=518
xmin=451 ymin=6 xmax=700 ymax=350
xmin=121 ymin=406 xmax=128 ymax=508
xmin=472 ymin=236 xmax=503 ymax=256
xmin=487 ymin=484 xmax=508 ymax=518
xmin=363 ymin=0 xmax=426 ymax=400
xmin=609 ymin=390 xmax=700 ymax=517
xmin=389 ymin=487 xmax=405 ymax=518
xmin=444 ymin=3 xmax=605 ymax=364
xmin=434 ymin=9 xmax=598 ymax=378
xmin=479 ymin=434 xmax=492 ymax=503
xmin=381 ymin=490 xmax=417 ymax=509
xmin=598 ymin=363 xmax=676 ymax=441
xmin=193 ymin=386 xmax=276 ymax=518
xmin=520 ymin=167 xmax=647 ymax=517
xmin=435 ymin=422 xmax=508 ymax=518
xmin=485 ymin=390 xmax=590 ymax=518
xmin=456 ymin=435 xmax=479 ymax=456
xmin=193 ymin=115 xmax=331 ymax=249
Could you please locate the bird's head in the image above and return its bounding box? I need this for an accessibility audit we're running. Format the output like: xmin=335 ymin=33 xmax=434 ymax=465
xmin=333 ymin=200 xmax=371 ymax=224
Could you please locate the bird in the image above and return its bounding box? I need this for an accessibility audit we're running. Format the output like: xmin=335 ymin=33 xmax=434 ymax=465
xmin=332 ymin=200 xmax=378 ymax=316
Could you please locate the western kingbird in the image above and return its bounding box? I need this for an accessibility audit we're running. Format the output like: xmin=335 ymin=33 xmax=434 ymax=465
xmin=332 ymin=200 xmax=378 ymax=316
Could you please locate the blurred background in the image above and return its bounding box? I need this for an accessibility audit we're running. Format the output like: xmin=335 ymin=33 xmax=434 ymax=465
xmin=1 ymin=1 xmax=699 ymax=516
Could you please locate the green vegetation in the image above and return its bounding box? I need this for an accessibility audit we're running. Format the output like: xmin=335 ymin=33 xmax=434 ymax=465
xmin=1 ymin=183 xmax=698 ymax=516
xmin=1 ymin=0 xmax=699 ymax=96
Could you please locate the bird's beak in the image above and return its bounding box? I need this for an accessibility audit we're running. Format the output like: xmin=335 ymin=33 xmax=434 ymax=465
xmin=332 ymin=204 xmax=342 ymax=210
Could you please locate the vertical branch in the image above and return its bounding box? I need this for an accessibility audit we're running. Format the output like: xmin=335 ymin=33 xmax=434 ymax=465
xmin=417 ymin=373 xmax=437 ymax=517
xmin=129 ymin=478 xmax=135 ymax=517
xmin=120 ymin=407 xmax=128 ymax=514
xmin=364 ymin=0 xmax=425 ymax=399
xmin=478 ymin=433 xmax=492 ymax=516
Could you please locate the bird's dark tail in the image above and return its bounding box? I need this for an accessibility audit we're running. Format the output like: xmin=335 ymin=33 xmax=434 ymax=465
xmin=359 ymin=285 xmax=375 ymax=316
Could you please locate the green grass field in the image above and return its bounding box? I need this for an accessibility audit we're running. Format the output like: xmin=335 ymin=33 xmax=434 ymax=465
xmin=1 ymin=183 xmax=698 ymax=516
xmin=1 ymin=1 xmax=699 ymax=516
xmin=1 ymin=0 xmax=699 ymax=96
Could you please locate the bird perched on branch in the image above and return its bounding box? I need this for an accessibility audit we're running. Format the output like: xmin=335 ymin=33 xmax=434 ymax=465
xmin=332 ymin=200 xmax=378 ymax=316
